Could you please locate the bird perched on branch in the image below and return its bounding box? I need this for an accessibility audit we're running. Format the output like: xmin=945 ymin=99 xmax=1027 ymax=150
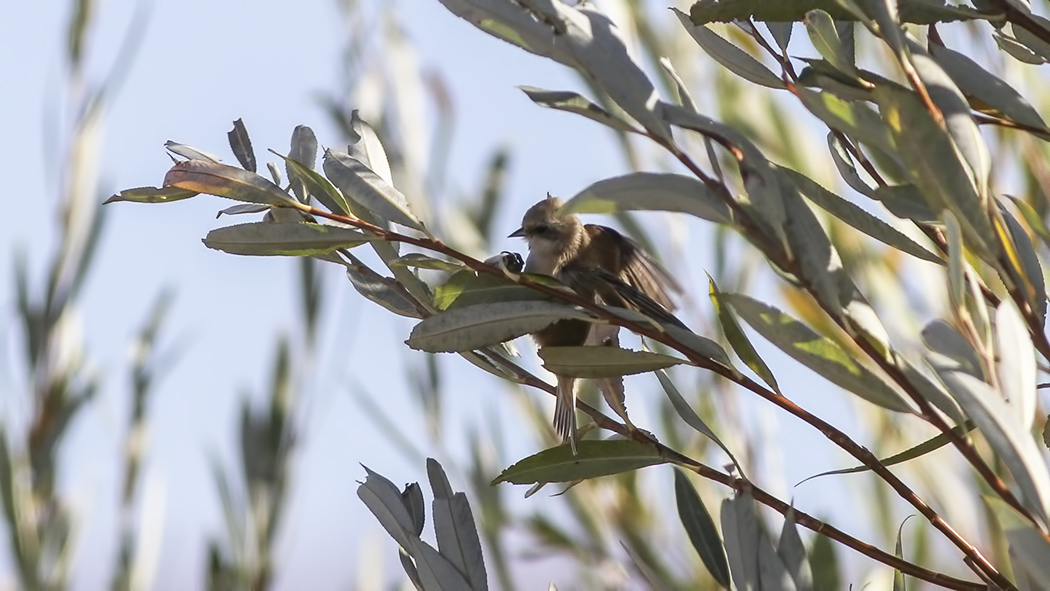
xmin=510 ymin=195 xmax=680 ymax=452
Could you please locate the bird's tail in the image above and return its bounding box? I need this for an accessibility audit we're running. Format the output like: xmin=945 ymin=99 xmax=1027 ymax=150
xmin=554 ymin=375 xmax=578 ymax=454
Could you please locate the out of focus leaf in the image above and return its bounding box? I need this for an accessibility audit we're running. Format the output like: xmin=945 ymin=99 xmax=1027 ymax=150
xmin=984 ymin=496 xmax=1050 ymax=582
xmin=539 ymin=346 xmax=686 ymax=378
xmin=674 ymin=9 xmax=784 ymax=89
xmin=492 ymin=440 xmax=665 ymax=485
xmin=893 ymin=518 xmax=908 ymax=591
xmin=406 ymin=301 xmax=594 ymax=353
xmin=519 ymin=86 xmax=638 ymax=133
xmin=1001 ymin=207 xmax=1048 ymax=322
xmin=809 ymin=529 xmax=841 ymax=591
xmin=778 ymin=509 xmax=813 ymax=591
xmin=105 ymin=186 xmax=198 ymax=204
xmin=227 ymin=119 xmax=256 ymax=172
xmin=726 ymin=294 xmax=916 ymax=413
xmin=996 ymin=300 xmax=1037 ymax=431
xmin=323 ymin=150 xmax=424 ymax=231
xmin=932 ymin=361 xmax=1050 ymax=525
xmin=921 ymin=320 xmax=983 ymax=378
xmin=721 ymin=491 xmax=791 ymax=591
xmin=562 ymin=172 xmax=731 ymax=224
xmin=391 ymin=253 xmax=466 ymax=272
xmin=164 ymin=160 xmax=299 ymax=207
xmin=674 ymin=469 xmax=730 ymax=588
xmin=427 ymin=459 xmax=488 ymax=590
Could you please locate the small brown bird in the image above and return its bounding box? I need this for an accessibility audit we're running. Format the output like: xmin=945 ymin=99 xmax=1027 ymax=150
xmin=510 ymin=195 xmax=680 ymax=452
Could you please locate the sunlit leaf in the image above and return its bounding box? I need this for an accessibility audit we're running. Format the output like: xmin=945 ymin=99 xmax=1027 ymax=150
xmin=164 ymin=159 xmax=299 ymax=207
xmin=519 ymin=86 xmax=638 ymax=133
xmin=104 ymin=186 xmax=198 ymax=204
xmin=710 ymin=277 xmax=780 ymax=393
xmin=805 ymin=9 xmax=857 ymax=78
xmin=323 ymin=149 xmax=424 ymax=231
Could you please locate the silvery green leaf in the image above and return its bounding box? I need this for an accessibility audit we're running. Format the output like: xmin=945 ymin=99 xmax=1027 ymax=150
xmin=562 ymin=172 xmax=731 ymax=224
xmin=437 ymin=0 xmax=573 ymax=65
xmin=777 ymin=169 xmax=841 ymax=313
xmin=427 ymin=459 xmax=488 ymax=590
xmin=658 ymin=369 xmax=742 ymax=473
xmin=674 ymin=469 xmax=731 ymax=588
xmin=781 ymin=166 xmax=942 ymax=263
xmin=874 ymin=85 xmax=996 ymax=257
xmin=909 ymin=42 xmax=991 ymax=203
xmin=1001 ymin=206 xmax=1048 ymax=322
xmin=766 ymin=21 xmax=792 ymax=52
xmin=871 ymin=185 xmax=938 ymax=223
xmin=659 ymin=57 xmax=697 ymax=112
xmin=323 ymin=149 xmax=424 ymax=231
xmin=203 ymin=222 xmax=376 ymax=256
xmin=391 ymin=253 xmax=466 ymax=271
xmin=726 ymin=294 xmax=916 ymax=413
xmin=539 ymin=346 xmax=687 ymax=378
xmin=710 ymin=277 xmax=780 ymax=393
xmin=993 ymin=30 xmax=1046 ymax=65
xmin=216 ymin=203 xmax=271 ymax=217
xmin=826 ymin=134 xmax=875 ymax=198
xmin=227 ymin=119 xmax=256 ymax=172
xmin=778 ymin=509 xmax=813 ymax=591
xmin=1013 ymin=17 xmax=1050 ymax=62
xmin=357 ymin=466 xmax=417 ymax=550
xmin=674 ymin=9 xmax=784 ymax=89
xmin=805 ymin=10 xmax=857 ymax=78
xmin=518 ymin=86 xmax=638 ymax=133
xmin=930 ymin=43 xmax=1047 ymax=131
xmin=721 ymin=492 xmax=794 ymax=591
xmin=932 ymin=360 xmax=1050 ymax=526
xmin=349 ymin=110 xmax=394 ymax=186
xmin=287 ymin=125 xmax=319 ymax=202
xmin=410 ymin=538 xmax=473 ymax=590
xmin=346 ymin=266 xmax=423 ymax=319
xmin=996 ymin=299 xmax=1036 ymax=430
xmin=921 ymin=320 xmax=983 ymax=378
xmin=406 ymin=301 xmax=593 ymax=353
xmin=984 ymin=496 xmax=1050 ymax=583
xmin=492 ymin=440 xmax=665 ymax=484
xmin=272 ymin=150 xmax=351 ymax=215
xmin=164 ymin=140 xmax=222 ymax=162
xmin=664 ymin=323 xmax=735 ymax=370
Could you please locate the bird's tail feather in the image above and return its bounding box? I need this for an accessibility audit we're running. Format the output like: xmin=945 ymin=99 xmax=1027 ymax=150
xmin=554 ymin=375 xmax=578 ymax=454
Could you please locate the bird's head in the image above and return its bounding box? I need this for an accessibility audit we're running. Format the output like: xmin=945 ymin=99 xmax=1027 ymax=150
xmin=509 ymin=195 xmax=584 ymax=272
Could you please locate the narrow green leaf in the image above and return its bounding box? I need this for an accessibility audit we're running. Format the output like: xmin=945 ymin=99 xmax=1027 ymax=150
xmin=930 ymin=43 xmax=1047 ymax=131
xmin=164 ymin=159 xmax=299 ymax=207
xmin=983 ymin=496 xmax=1050 ymax=582
xmin=271 ymin=150 xmax=350 ymax=215
xmin=519 ymin=86 xmax=638 ymax=133
xmin=406 ymin=301 xmax=594 ymax=353
xmin=562 ymin=172 xmax=731 ymax=224
xmin=1001 ymin=206 xmax=1047 ymax=322
xmin=539 ymin=346 xmax=686 ymax=378
xmin=203 ymin=222 xmax=376 ymax=256
xmin=348 ymin=110 xmax=393 ymax=186
xmin=492 ymin=440 xmax=665 ymax=485
xmin=287 ymin=125 xmax=319 ymax=202
xmin=346 ymin=266 xmax=424 ymax=319
xmin=778 ymin=509 xmax=813 ymax=591
xmin=434 ymin=271 xmax=558 ymax=310
xmin=710 ymin=277 xmax=780 ymax=393
xmin=809 ymin=530 xmax=841 ymax=591
xmin=657 ymin=369 xmax=743 ymax=473
xmin=165 ymin=141 xmax=222 ymax=162
xmin=227 ymin=118 xmax=256 ymax=172
xmin=996 ymin=299 xmax=1037 ymax=431
xmin=674 ymin=469 xmax=730 ymax=589
xmin=674 ymin=9 xmax=784 ymax=89
xmin=893 ymin=518 xmax=909 ymax=591
xmin=726 ymin=294 xmax=916 ymax=413
xmin=932 ymin=361 xmax=1050 ymax=525
xmin=391 ymin=253 xmax=466 ymax=272
xmin=105 ymin=186 xmax=198 ymax=204
xmin=805 ymin=10 xmax=857 ymax=77
xmin=427 ymin=459 xmax=488 ymax=591
xmin=357 ymin=466 xmax=417 ymax=551
xmin=323 ymin=149 xmax=424 ymax=231
xmin=780 ymin=167 xmax=942 ymax=263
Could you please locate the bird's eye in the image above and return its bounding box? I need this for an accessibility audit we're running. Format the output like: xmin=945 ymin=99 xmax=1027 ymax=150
xmin=532 ymin=223 xmax=550 ymax=235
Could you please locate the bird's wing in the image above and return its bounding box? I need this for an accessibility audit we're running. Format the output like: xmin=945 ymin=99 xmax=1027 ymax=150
xmin=560 ymin=265 xmax=687 ymax=329
xmin=585 ymin=225 xmax=680 ymax=311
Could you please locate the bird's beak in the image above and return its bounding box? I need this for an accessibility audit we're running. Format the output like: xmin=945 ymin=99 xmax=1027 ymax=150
xmin=509 ymin=227 xmax=526 ymax=238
